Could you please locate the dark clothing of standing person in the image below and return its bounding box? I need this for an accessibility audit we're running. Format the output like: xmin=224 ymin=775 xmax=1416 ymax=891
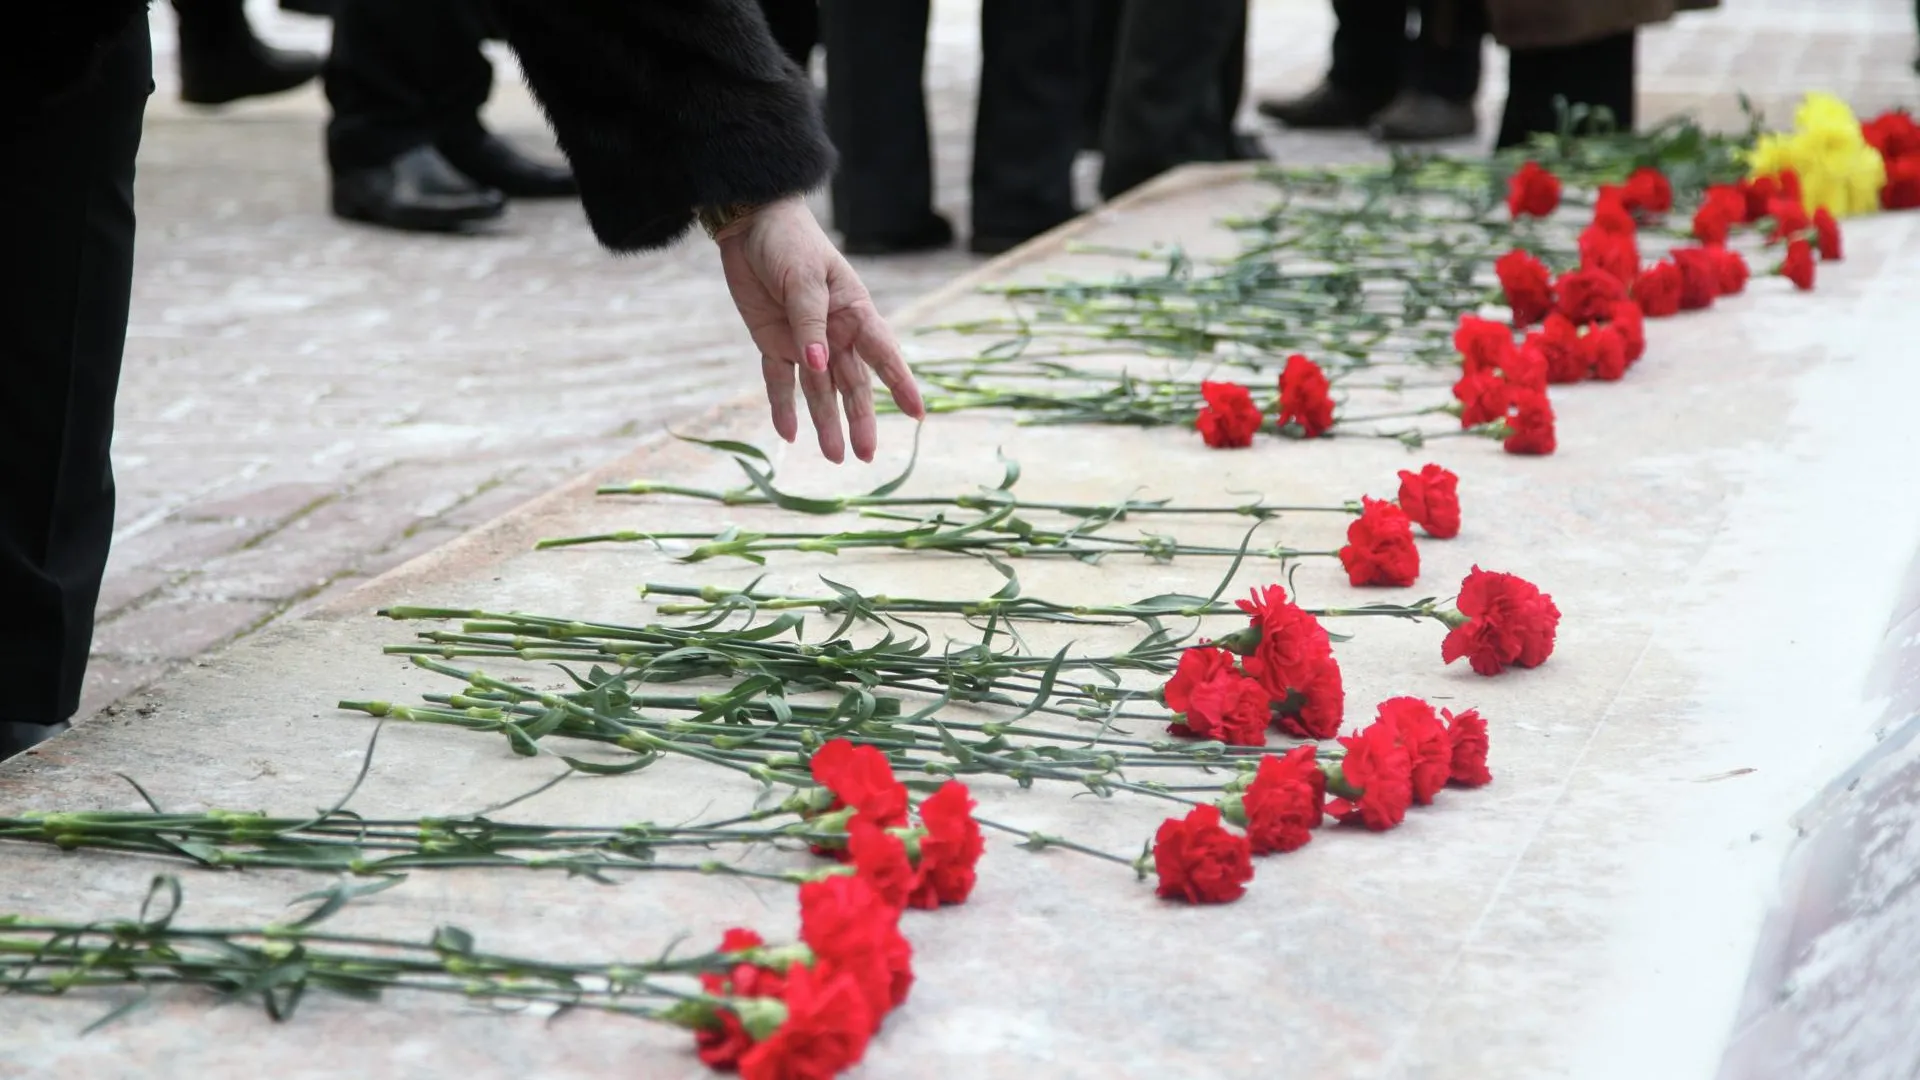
xmin=758 ymin=0 xmax=819 ymax=68
xmin=1483 ymin=0 xmax=1719 ymax=149
xmin=1097 ymin=0 xmax=1252 ymax=201
xmin=173 ymin=0 xmax=322 ymax=105
xmin=1257 ymin=0 xmax=1485 ymax=141
xmin=819 ymin=0 xmax=1089 ymax=255
xmin=325 ymin=0 xmax=578 ymax=233
xmin=0 ymin=0 xmax=838 ymax=758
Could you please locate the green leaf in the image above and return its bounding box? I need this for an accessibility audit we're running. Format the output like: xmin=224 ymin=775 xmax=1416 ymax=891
xmin=994 ymin=447 xmax=1021 ymax=491
xmin=431 ymin=925 xmax=476 ymax=955
xmin=672 ymin=433 xmax=771 ymax=466
xmin=281 ymin=875 xmax=407 ymax=930
xmin=866 ymin=423 xmax=922 ymax=497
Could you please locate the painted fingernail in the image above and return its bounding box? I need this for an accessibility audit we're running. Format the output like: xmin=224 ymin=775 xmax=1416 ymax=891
xmin=805 ymin=343 xmax=829 ymax=371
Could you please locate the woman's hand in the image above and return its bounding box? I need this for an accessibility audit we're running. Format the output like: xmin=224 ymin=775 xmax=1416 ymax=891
xmin=714 ymin=196 xmax=925 ymax=463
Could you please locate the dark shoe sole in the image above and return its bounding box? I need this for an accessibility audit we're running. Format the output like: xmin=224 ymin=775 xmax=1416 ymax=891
xmin=840 ymin=220 xmax=954 ymax=255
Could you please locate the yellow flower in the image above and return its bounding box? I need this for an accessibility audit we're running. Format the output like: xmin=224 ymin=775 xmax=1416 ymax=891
xmin=1744 ymin=91 xmax=1887 ymax=217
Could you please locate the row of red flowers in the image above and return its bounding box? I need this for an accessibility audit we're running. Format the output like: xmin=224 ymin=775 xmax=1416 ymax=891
xmin=685 ymin=741 xmax=984 ymax=1078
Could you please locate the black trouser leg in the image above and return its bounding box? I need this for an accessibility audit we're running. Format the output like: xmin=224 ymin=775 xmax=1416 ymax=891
xmin=820 ymin=0 xmax=935 ymax=239
xmin=0 ymin=15 xmax=150 ymax=727
xmin=1081 ymin=1 xmax=1123 ymax=150
xmin=1409 ymin=0 xmax=1484 ymax=103
xmin=1327 ymin=0 xmax=1409 ymax=100
xmin=972 ymin=0 xmax=1085 ymax=241
xmin=1496 ymin=28 xmax=1635 ymax=149
xmin=324 ymin=0 xmax=495 ymax=171
xmin=758 ymin=0 xmax=820 ymax=68
xmin=1098 ymin=0 xmax=1244 ymax=200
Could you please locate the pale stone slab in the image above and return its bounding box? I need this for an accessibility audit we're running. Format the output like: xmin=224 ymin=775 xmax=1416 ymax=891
xmin=6 ymin=166 xmax=1920 ymax=1079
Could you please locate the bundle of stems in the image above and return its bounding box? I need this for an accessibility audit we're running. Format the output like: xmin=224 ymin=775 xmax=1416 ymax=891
xmin=0 ymin=875 xmax=755 ymax=1028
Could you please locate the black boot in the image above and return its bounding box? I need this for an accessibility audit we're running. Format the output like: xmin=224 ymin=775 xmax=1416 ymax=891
xmin=1256 ymin=80 xmax=1393 ymax=130
xmin=436 ymin=133 xmax=578 ymax=198
xmin=332 ymin=145 xmax=506 ymax=232
xmin=176 ymin=0 xmax=325 ymax=105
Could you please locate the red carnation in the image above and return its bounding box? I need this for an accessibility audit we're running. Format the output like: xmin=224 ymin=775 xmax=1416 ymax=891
xmin=848 ymin=818 xmax=917 ymax=909
xmin=1326 ymin=716 xmax=1413 ymax=831
xmin=810 ymin=739 xmax=909 ymax=828
xmin=1669 ymin=247 xmax=1720 ymax=311
xmin=1161 ymin=646 xmax=1269 ymax=746
xmin=1234 ymin=585 xmax=1345 ymax=740
xmin=1692 ymin=199 xmax=1736 ymax=247
xmin=1813 ymin=208 xmax=1842 ymax=260
xmin=1863 ymin=109 xmax=1920 ymax=160
xmin=1578 ymin=225 xmax=1639 ymax=289
xmin=1454 ymin=314 xmax=1515 ymax=377
xmin=1605 ymin=298 xmax=1645 ymax=363
xmin=1453 ymin=371 xmax=1509 ymax=427
xmin=1338 ymin=497 xmax=1420 ymax=587
xmin=1528 ymin=313 xmax=1586 ymax=384
xmin=697 ymin=928 xmax=787 ymax=1070
xmin=736 ymin=963 xmax=875 ymax=1080
xmin=1781 ymin=238 xmax=1816 ymax=291
xmin=1442 ymin=707 xmax=1492 ymax=787
xmin=1235 ymin=746 xmax=1325 ymax=855
xmin=1632 ymin=260 xmax=1682 ymax=317
xmin=1506 ymin=160 xmax=1562 ymax=218
xmin=797 ymin=873 xmax=912 ymax=1026
xmin=1501 ymin=388 xmax=1556 ymax=456
xmin=1441 ymin=566 xmax=1562 ymax=675
xmin=1590 ymin=185 xmax=1637 ymax=235
xmin=1277 ymin=353 xmax=1335 ymax=437
xmin=1767 ymin=196 xmax=1809 ymax=244
xmin=1712 ymin=247 xmax=1750 ymax=296
xmin=1152 ymin=804 xmax=1254 ymax=904
xmin=1583 ymin=323 xmax=1629 ymax=382
xmin=1379 ymin=696 xmax=1450 ymax=805
xmin=1884 ymin=155 xmax=1920 ymax=210
xmin=1501 ymin=340 xmax=1549 ymax=390
xmin=1495 ymin=249 xmax=1554 ymax=327
xmin=907 ymin=780 xmax=984 ymax=909
xmin=1396 ymin=463 xmax=1461 ymax=539
xmin=1621 ymin=166 xmax=1673 ymax=215
xmin=1196 ymin=380 xmax=1262 ymax=449
xmin=1554 ymin=266 xmax=1628 ymax=326
xmin=1740 ymin=174 xmax=1783 ymax=222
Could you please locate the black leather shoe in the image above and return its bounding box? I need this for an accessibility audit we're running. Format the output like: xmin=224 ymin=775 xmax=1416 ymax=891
xmin=1256 ymin=80 xmax=1392 ymax=130
xmin=841 ymin=213 xmax=954 ymax=256
xmin=1 ymin=721 xmax=68 ymax=761
xmin=331 ymin=146 xmax=507 ymax=233
xmin=437 ymin=134 xmax=578 ymax=199
xmin=176 ymin=0 xmax=323 ymax=105
xmin=279 ymin=0 xmax=337 ymax=15
xmin=1370 ymin=90 xmax=1478 ymax=142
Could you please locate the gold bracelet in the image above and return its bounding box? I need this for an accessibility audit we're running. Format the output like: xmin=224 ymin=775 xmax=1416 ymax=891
xmin=697 ymin=201 xmax=763 ymax=240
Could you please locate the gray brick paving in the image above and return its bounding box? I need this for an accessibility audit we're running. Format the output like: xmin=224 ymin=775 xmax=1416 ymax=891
xmin=84 ymin=0 xmax=1918 ymax=721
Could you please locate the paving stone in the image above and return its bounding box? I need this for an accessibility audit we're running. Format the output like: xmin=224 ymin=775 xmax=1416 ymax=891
xmin=91 ymin=598 xmax=278 ymax=663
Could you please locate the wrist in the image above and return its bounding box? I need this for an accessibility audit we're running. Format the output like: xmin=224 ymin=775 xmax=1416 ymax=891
xmin=698 ymin=201 xmax=764 ymax=242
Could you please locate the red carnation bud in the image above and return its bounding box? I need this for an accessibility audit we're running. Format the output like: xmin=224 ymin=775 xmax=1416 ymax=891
xmin=1338 ymin=497 xmax=1420 ymax=587
xmin=1440 ymin=566 xmax=1561 ymax=675
xmin=1506 ymin=160 xmax=1562 ymax=219
xmin=1277 ymin=354 xmax=1335 ymax=437
xmin=1812 ymin=208 xmax=1842 ymax=260
xmin=1442 ymin=707 xmax=1492 ymax=787
xmin=1152 ymin=804 xmax=1254 ymax=904
xmin=1195 ymin=380 xmax=1262 ymax=448
xmin=1495 ymin=249 xmax=1554 ymax=327
xmin=1501 ymin=388 xmax=1556 ymax=456
xmin=1396 ymin=463 xmax=1461 ymax=539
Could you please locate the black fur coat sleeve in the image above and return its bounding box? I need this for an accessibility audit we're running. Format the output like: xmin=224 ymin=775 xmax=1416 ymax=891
xmin=491 ymin=0 xmax=834 ymax=253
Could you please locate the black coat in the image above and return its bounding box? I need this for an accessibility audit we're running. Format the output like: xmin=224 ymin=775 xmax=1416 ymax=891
xmin=3 ymin=0 xmax=833 ymax=253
